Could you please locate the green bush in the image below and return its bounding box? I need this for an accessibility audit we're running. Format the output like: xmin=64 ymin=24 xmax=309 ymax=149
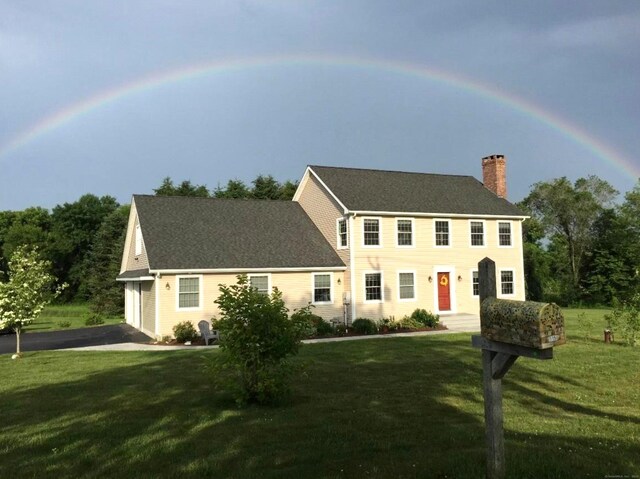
xmin=335 ymin=324 xmax=348 ymax=336
xmin=85 ymin=313 xmax=105 ymax=326
xmin=378 ymin=316 xmax=399 ymax=332
xmin=399 ymin=315 xmax=422 ymax=329
xmin=352 ymin=318 xmax=378 ymax=335
xmin=173 ymin=321 xmax=198 ymax=343
xmin=290 ymin=308 xmax=334 ymax=337
xmin=605 ymin=294 xmax=640 ymax=347
xmin=57 ymin=320 xmax=71 ymax=328
xmin=211 ymin=275 xmax=305 ymax=405
xmin=410 ymin=309 xmax=440 ymax=328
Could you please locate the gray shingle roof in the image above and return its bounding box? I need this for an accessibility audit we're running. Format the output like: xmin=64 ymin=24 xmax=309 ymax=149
xmin=116 ymin=268 xmax=151 ymax=280
xmin=310 ymin=165 xmax=525 ymax=216
xmin=133 ymin=195 xmax=345 ymax=270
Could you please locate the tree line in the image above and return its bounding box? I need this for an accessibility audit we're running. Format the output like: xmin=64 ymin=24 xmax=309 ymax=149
xmin=0 ymin=175 xmax=298 ymax=315
xmin=0 ymin=173 xmax=638 ymax=314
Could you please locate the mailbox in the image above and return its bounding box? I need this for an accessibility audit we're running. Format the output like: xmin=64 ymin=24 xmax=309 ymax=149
xmin=480 ymin=297 xmax=565 ymax=349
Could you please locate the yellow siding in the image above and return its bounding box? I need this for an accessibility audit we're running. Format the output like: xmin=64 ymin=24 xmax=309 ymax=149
xmin=296 ymin=173 xmax=350 ymax=278
xmin=141 ymin=281 xmax=155 ymax=334
xmin=155 ymin=271 xmax=345 ymax=337
xmin=125 ymin=211 xmax=150 ymax=271
xmin=351 ymin=216 xmax=525 ymax=319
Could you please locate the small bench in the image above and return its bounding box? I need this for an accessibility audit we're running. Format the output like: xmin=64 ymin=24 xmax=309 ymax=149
xmin=198 ymin=320 xmax=219 ymax=345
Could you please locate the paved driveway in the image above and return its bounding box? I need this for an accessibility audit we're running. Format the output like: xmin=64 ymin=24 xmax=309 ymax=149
xmin=0 ymin=324 xmax=152 ymax=355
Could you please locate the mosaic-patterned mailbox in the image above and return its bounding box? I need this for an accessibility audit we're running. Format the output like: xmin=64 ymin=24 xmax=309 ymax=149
xmin=480 ymin=297 xmax=566 ymax=350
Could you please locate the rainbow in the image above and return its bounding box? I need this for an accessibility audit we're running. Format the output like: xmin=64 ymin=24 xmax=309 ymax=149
xmin=1 ymin=54 xmax=638 ymax=179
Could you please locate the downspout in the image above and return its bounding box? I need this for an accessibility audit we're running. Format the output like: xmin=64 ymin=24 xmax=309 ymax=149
xmin=349 ymin=212 xmax=357 ymax=324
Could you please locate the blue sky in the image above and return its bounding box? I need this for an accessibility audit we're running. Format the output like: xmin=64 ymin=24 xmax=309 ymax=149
xmin=1 ymin=1 xmax=639 ymax=210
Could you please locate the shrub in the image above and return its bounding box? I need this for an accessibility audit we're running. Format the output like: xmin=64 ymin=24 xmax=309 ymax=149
xmin=57 ymin=320 xmax=71 ymax=328
xmin=605 ymin=294 xmax=640 ymax=347
xmin=399 ymin=315 xmax=422 ymax=330
xmin=173 ymin=321 xmax=198 ymax=343
xmin=378 ymin=316 xmax=399 ymax=332
xmin=335 ymin=324 xmax=348 ymax=336
xmin=291 ymin=308 xmax=334 ymax=337
xmin=352 ymin=318 xmax=378 ymax=335
xmin=410 ymin=309 xmax=440 ymax=328
xmin=212 ymin=275 xmax=305 ymax=405
xmin=85 ymin=313 xmax=105 ymax=326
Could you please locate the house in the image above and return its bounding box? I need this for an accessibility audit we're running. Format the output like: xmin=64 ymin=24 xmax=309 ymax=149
xmin=117 ymin=155 xmax=526 ymax=338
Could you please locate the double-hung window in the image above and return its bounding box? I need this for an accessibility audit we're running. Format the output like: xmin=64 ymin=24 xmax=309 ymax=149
xmin=498 ymin=222 xmax=512 ymax=247
xmin=398 ymin=272 xmax=416 ymax=300
xmin=470 ymin=221 xmax=485 ymax=246
xmin=337 ymin=219 xmax=348 ymax=249
xmin=500 ymin=270 xmax=514 ymax=296
xmin=178 ymin=276 xmax=200 ymax=309
xmin=363 ymin=218 xmax=381 ymax=246
xmin=312 ymin=273 xmax=332 ymax=304
xmin=434 ymin=219 xmax=450 ymax=246
xmin=472 ymin=270 xmax=479 ymax=297
xmin=396 ymin=219 xmax=414 ymax=247
xmin=364 ymin=272 xmax=383 ymax=302
xmin=248 ymin=275 xmax=270 ymax=295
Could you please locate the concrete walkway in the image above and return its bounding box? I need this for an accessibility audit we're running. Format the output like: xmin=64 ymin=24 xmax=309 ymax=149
xmin=65 ymin=314 xmax=480 ymax=351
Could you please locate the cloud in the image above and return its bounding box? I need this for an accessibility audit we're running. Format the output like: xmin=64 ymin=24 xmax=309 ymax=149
xmin=542 ymin=13 xmax=640 ymax=48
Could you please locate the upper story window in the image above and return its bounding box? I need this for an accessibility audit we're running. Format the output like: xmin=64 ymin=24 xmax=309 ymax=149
xmin=178 ymin=276 xmax=200 ymax=309
xmin=470 ymin=221 xmax=485 ymax=247
xmin=500 ymin=270 xmax=514 ymax=296
xmin=313 ymin=273 xmax=332 ymax=304
xmin=364 ymin=272 xmax=383 ymax=302
xmin=398 ymin=271 xmax=416 ymax=300
xmin=396 ymin=219 xmax=414 ymax=247
xmin=135 ymin=224 xmax=142 ymax=256
xmin=472 ymin=270 xmax=479 ymax=297
xmin=498 ymin=221 xmax=512 ymax=247
xmin=363 ymin=218 xmax=381 ymax=247
xmin=337 ymin=218 xmax=348 ymax=249
xmin=434 ymin=219 xmax=450 ymax=247
xmin=248 ymin=274 xmax=270 ymax=295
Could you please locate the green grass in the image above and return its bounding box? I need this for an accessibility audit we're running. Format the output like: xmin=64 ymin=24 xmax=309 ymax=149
xmin=1 ymin=309 xmax=638 ymax=478
xmin=23 ymin=303 xmax=123 ymax=332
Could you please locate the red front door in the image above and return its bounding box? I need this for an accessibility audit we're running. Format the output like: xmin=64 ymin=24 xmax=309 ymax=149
xmin=437 ymin=272 xmax=451 ymax=311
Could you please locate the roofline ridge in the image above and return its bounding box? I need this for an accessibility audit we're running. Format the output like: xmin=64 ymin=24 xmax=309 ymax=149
xmin=132 ymin=194 xmax=293 ymax=203
xmin=308 ymin=164 xmax=476 ymax=179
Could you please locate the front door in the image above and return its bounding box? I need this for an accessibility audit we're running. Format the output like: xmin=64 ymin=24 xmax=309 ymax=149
xmin=437 ymin=272 xmax=451 ymax=311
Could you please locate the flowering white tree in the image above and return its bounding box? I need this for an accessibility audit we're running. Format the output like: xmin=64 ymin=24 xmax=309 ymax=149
xmin=0 ymin=246 xmax=65 ymax=357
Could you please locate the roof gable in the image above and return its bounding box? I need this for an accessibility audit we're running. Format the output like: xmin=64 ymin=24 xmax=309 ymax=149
xmin=133 ymin=195 xmax=345 ymax=271
xmin=309 ymin=165 xmax=525 ymax=217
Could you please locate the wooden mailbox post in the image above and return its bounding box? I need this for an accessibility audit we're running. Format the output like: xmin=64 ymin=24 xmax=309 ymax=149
xmin=472 ymin=257 xmax=565 ymax=479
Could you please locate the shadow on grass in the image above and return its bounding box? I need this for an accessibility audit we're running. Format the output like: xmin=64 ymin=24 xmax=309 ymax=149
xmin=0 ymin=335 xmax=638 ymax=478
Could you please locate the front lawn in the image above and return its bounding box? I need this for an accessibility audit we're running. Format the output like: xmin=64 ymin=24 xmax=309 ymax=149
xmin=0 ymin=309 xmax=638 ymax=478
xmin=23 ymin=303 xmax=122 ymax=332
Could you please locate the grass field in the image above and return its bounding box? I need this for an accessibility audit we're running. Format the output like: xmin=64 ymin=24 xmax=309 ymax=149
xmin=23 ymin=303 xmax=123 ymax=332
xmin=1 ymin=309 xmax=638 ymax=478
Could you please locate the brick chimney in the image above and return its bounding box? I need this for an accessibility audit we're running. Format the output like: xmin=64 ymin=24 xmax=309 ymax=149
xmin=482 ymin=154 xmax=507 ymax=198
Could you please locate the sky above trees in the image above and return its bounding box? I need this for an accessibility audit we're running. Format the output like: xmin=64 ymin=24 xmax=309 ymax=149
xmin=1 ymin=1 xmax=639 ymax=210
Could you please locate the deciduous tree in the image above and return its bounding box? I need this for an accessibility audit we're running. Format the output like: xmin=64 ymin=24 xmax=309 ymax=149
xmin=0 ymin=246 xmax=65 ymax=357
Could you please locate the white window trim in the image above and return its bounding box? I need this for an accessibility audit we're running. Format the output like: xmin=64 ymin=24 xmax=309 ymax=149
xmin=363 ymin=270 xmax=384 ymax=303
xmin=135 ymin=224 xmax=142 ymax=256
xmin=395 ymin=218 xmax=415 ymax=248
xmin=497 ymin=220 xmax=514 ymax=248
xmin=362 ymin=216 xmax=383 ymax=248
xmin=336 ymin=218 xmax=348 ymax=250
xmin=432 ymin=265 xmax=457 ymax=314
xmin=248 ymin=273 xmax=272 ymax=295
xmin=175 ymin=274 xmax=203 ymax=311
xmin=471 ymin=269 xmax=479 ymax=297
xmin=433 ymin=218 xmax=452 ymax=248
xmin=311 ymin=272 xmax=334 ymax=305
xmin=397 ymin=270 xmax=417 ymax=302
xmin=468 ymin=219 xmax=486 ymax=248
xmin=498 ymin=268 xmax=516 ymax=297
